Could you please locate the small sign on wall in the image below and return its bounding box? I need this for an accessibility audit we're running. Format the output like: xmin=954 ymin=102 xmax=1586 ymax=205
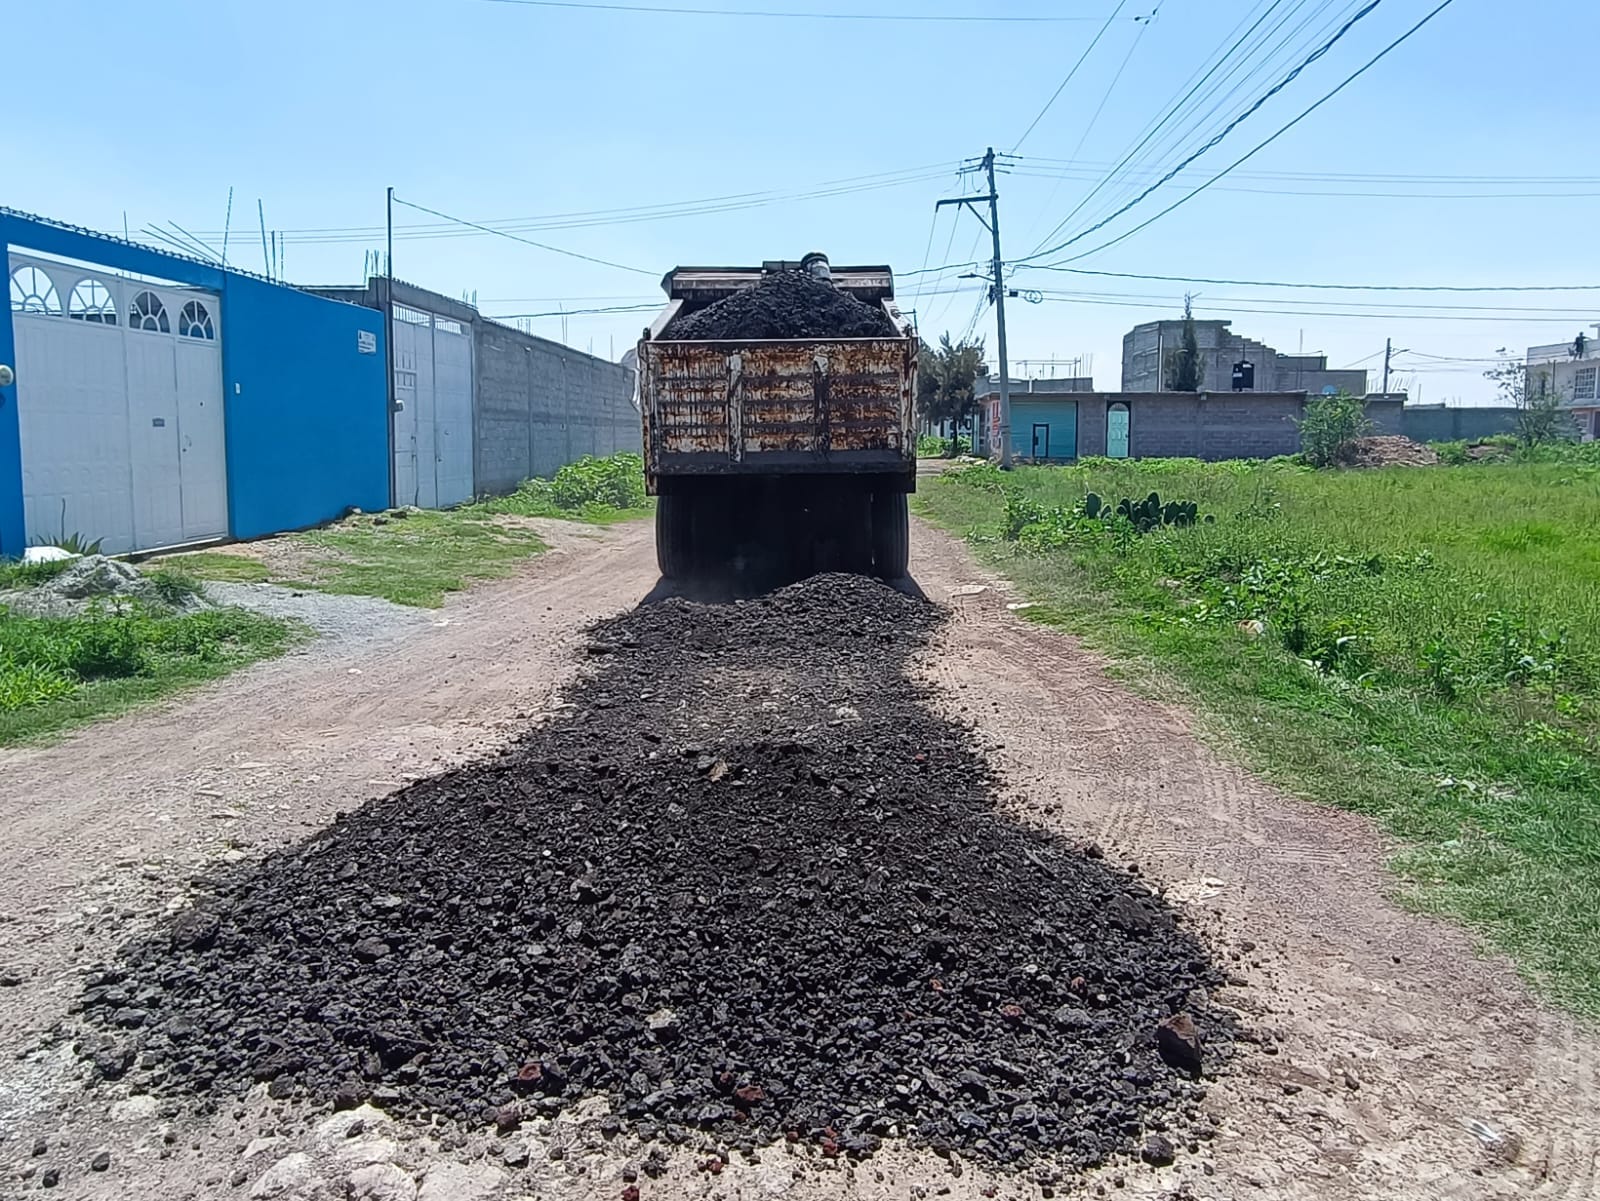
xmin=357 ymin=330 xmax=378 ymax=355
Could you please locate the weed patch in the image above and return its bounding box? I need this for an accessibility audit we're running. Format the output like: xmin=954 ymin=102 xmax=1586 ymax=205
xmin=0 ymin=603 xmax=299 ymax=744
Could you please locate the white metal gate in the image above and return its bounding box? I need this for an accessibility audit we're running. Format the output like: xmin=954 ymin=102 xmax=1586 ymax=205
xmin=7 ymin=252 xmax=228 ymax=553
xmin=391 ymin=304 xmax=474 ymax=509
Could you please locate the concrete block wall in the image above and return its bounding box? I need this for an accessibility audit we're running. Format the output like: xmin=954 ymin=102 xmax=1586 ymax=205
xmin=1364 ymin=397 xmax=1405 ymax=435
xmin=1075 ymin=397 xmax=1109 ymax=457
xmin=1400 ymin=405 xmax=1518 ymax=443
xmin=1061 ymin=392 xmax=1304 ymax=461
xmin=988 ymin=391 xmax=1457 ymax=464
xmin=477 ymin=324 xmax=639 ymax=493
xmin=1131 ymin=394 xmax=1302 ymax=460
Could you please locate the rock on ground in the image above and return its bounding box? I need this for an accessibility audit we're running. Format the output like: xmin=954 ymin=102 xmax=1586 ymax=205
xmin=1 ymin=554 xmax=211 ymax=618
xmin=249 ymin=1152 xmax=322 ymax=1198
xmin=415 ymin=1161 xmax=504 ymax=1201
xmin=348 ymin=1163 xmax=418 ymax=1201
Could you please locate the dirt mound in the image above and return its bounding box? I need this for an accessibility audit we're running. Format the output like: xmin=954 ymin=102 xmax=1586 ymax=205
xmin=1344 ymin=435 xmax=1439 ymax=467
xmin=0 ymin=555 xmax=209 ymax=618
xmin=78 ymin=574 xmax=1228 ymax=1172
xmin=661 ymin=271 xmax=900 ymax=341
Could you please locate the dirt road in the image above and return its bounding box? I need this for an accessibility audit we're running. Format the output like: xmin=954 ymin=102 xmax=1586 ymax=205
xmin=1 ymin=517 xmax=1595 ymax=1200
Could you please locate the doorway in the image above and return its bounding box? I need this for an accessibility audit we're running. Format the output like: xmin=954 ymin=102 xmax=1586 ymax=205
xmin=1107 ymin=403 xmax=1130 ymax=459
xmin=1030 ymin=423 xmax=1050 ymax=461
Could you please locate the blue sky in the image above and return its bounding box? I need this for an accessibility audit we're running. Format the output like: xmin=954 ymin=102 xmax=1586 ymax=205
xmin=9 ymin=0 xmax=1597 ymax=402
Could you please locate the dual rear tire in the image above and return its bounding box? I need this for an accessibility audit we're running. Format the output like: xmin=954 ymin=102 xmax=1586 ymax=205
xmin=656 ymin=480 xmax=909 ymax=583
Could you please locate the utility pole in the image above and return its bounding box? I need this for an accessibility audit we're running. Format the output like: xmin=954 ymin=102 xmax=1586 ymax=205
xmin=936 ymin=148 xmax=1015 ymax=467
xmin=1382 ymin=336 xmax=1392 ymax=394
xmin=384 ymin=186 xmax=398 ymax=508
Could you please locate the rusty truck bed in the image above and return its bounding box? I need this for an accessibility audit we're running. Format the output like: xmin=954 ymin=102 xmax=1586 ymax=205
xmin=639 ymin=338 xmax=917 ymax=487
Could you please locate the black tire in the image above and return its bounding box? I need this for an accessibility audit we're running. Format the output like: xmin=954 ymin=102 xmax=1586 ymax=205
xmin=655 ymin=493 xmax=691 ymax=577
xmin=870 ymin=489 xmax=909 ymax=579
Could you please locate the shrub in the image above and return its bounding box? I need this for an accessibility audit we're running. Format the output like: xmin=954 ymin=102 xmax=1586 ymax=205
xmin=952 ymin=461 xmax=1007 ymax=492
xmin=549 ymin=452 xmax=647 ymax=510
xmin=147 ymin=567 xmax=206 ymax=608
xmin=1298 ymin=394 xmax=1372 ymax=467
xmin=0 ymin=659 xmax=76 ymax=712
xmin=64 ymin=613 xmax=148 ymax=678
xmin=917 ymin=434 xmax=969 ymax=458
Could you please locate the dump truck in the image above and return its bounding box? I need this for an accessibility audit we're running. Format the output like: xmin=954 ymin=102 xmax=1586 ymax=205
xmin=636 ymin=253 xmax=917 ymax=584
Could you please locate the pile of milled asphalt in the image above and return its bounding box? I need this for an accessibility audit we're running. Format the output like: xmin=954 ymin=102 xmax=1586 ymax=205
xmin=660 ymin=270 xmax=900 ymax=340
xmin=78 ymin=575 xmax=1228 ymax=1171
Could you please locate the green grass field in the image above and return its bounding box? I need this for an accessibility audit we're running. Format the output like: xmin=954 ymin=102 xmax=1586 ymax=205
xmin=916 ymin=454 xmax=1600 ymax=1013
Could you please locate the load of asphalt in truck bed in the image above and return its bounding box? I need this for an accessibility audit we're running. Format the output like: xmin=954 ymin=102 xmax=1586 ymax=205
xmin=659 ymin=270 xmax=901 ymax=340
xmin=77 ymin=575 xmax=1230 ymax=1173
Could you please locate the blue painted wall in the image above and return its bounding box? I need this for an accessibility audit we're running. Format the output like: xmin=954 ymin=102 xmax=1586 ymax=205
xmin=0 ymin=209 xmax=387 ymax=556
xmin=221 ymin=276 xmax=388 ymax=539
xmin=1011 ymin=398 xmax=1079 ymax=461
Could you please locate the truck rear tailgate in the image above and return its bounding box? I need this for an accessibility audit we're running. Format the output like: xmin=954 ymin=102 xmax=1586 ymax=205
xmin=641 ymin=338 xmax=916 ymax=481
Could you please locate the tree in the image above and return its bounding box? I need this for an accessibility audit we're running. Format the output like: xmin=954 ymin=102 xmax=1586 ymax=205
xmin=916 ymin=333 xmax=987 ymax=456
xmin=1164 ymin=293 xmax=1201 ymax=391
xmin=1485 ymin=355 xmax=1572 ymax=447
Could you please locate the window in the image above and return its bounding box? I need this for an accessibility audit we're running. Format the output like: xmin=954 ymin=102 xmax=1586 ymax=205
xmin=9 ymin=266 xmax=62 ymax=315
xmin=129 ymin=290 xmax=170 ymax=333
xmin=434 ymin=317 xmax=464 ymax=336
xmin=1573 ymin=366 xmax=1597 ymax=401
xmin=68 ymin=279 xmax=118 ymax=324
xmin=178 ymin=299 xmax=215 ymax=339
xmin=394 ymin=304 xmax=432 ymax=326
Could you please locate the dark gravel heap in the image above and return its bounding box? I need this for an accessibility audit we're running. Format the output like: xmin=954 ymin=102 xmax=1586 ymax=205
xmin=660 ymin=271 xmax=901 ymax=341
xmin=79 ymin=575 xmax=1228 ymax=1171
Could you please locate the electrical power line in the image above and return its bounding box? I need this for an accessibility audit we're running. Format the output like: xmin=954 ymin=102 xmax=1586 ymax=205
xmin=1014 ymin=158 xmax=1600 ymax=185
xmin=1031 ymin=291 xmax=1587 ymax=323
xmin=392 ymin=195 xmax=657 ymax=275
xmin=475 ymin=0 xmax=1114 ymax=21
xmin=481 ymin=293 xmax=657 ymax=303
xmin=1025 ymin=0 xmax=1295 ymax=255
xmin=1053 ymin=0 xmax=1343 ymax=247
xmin=486 ymin=302 xmax=661 ymax=319
xmin=255 ymin=168 xmax=951 ymax=246
xmin=908 ymin=207 xmax=944 ymax=323
xmin=1028 ymin=285 xmax=1600 ymax=315
xmin=1035 ymin=0 xmax=1461 ymax=266
xmin=1010 ymin=170 xmax=1600 ymax=200
xmin=1011 ymin=0 xmax=1130 ymax=152
xmin=1016 ymin=265 xmax=1600 ymax=293
xmin=1018 ymin=3 xmax=1161 ymax=247
xmin=1022 ymin=0 xmax=1386 ymax=264
xmin=1064 ymin=4 xmax=1163 ymax=166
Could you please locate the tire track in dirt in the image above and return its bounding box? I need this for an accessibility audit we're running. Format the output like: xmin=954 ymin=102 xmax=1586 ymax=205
xmin=908 ymin=516 xmax=1599 ymax=1199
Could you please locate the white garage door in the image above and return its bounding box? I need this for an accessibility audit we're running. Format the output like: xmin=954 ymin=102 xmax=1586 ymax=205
xmin=392 ymin=303 xmax=474 ymax=509
xmin=7 ymin=253 xmax=228 ymax=554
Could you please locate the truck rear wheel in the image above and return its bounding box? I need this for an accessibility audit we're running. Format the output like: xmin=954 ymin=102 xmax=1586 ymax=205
xmin=656 ymin=493 xmax=692 ymax=577
xmin=870 ymin=489 xmax=909 ymax=578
